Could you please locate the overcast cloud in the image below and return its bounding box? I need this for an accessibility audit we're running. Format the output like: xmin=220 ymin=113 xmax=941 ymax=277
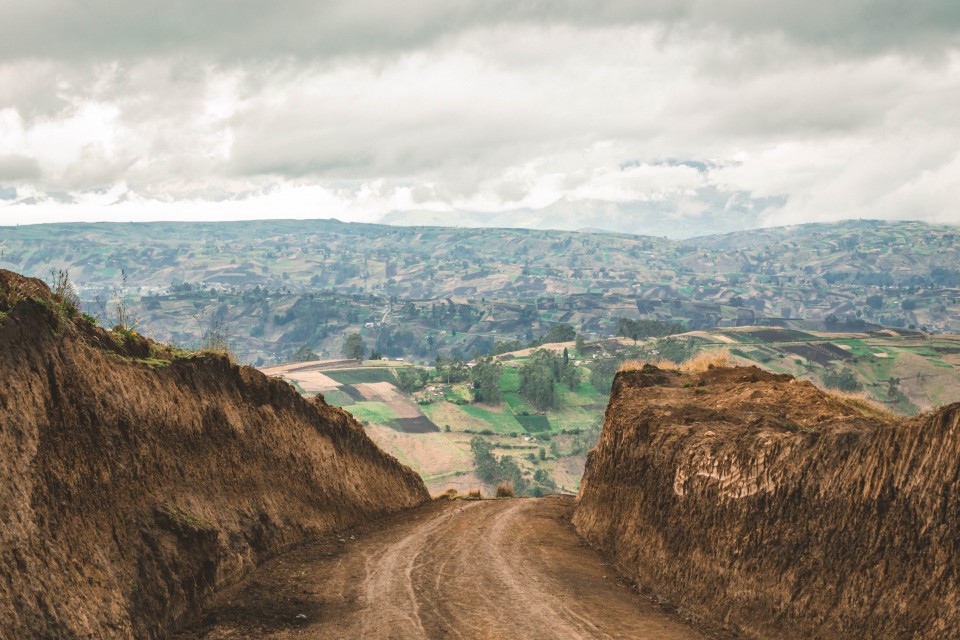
xmin=0 ymin=1 xmax=957 ymax=234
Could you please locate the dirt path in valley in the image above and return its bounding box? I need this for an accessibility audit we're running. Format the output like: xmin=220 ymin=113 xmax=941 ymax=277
xmin=176 ymin=496 xmax=709 ymax=640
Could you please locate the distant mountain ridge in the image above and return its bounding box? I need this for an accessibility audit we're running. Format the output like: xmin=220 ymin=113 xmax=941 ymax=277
xmin=379 ymin=193 xmax=775 ymax=239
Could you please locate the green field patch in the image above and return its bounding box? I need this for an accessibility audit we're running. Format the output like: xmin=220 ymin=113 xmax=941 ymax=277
xmin=516 ymin=414 xmax=550 ymax=432
xmin=420 ymin=402 xmax=490 ymax=432
xmin=503 ymin=391 xmax=537 ymax=414
xmin=931 ymin=360 xmax=954 ymax=368
xmin=500 ymin=367 xmax=521 ymax=393
xmin=559 ymin=380 xmax=607 ymax=405
xmin=324 ymin=368 xmax=397 ymax=384
xmin=345 ymin=401 xmax=401 ymax=425
xmin=733 ymin=347 xmax=775 ymax=363
xmin=459 ymin=404 xmax=522 ymax=433
xmin=547 ymin=404 xmax=600 ymax=431
xmin=320 ymin=389 xmax=355 ymax=407
xmin=903 ymin=347 xmax=941 ymax=357
xmin=931 ymin=344 xmax=960 ymax=355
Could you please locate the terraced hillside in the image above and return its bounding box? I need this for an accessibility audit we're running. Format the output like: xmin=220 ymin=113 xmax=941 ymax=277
xmin=262 ymin=327 xmax=960 ymax=496
xmin=0 ymin=218 xmax=958 ymax=365
xmin=674 ymin=327 xmax=960 ymax=414
xmin=262 ymin=348 xmax=606 ymax=495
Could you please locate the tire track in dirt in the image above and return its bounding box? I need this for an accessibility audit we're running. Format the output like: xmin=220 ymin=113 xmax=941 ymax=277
xmin=176 ymin=496 xmax=708 ymax=640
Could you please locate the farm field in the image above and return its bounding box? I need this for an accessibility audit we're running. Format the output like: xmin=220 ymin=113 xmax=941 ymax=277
xmin=261 ymin=326 xmax=960 ymax=495
xmin=688 ymin=327 xmax=960 ymax=413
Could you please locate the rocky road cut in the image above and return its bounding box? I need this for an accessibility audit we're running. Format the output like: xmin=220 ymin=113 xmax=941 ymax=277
xmin=176 ymin=496 xmax=706 ymax=640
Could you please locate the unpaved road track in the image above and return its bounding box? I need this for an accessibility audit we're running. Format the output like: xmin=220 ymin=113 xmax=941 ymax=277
xmin=176 ymin=496 xmax=706 ymax=639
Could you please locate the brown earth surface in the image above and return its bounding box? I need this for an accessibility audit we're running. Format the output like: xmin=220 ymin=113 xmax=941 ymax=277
xmin=175 ymin=496 xmax=714 ymax=640
xmin=576 ymin=364 xmax=960 ymax=640
xmin=0 ymin=270 xmax=428 ymax=639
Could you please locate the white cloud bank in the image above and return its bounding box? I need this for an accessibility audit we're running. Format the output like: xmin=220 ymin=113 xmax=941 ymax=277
xmin=0 ymin=2 xmax=958 ymax=234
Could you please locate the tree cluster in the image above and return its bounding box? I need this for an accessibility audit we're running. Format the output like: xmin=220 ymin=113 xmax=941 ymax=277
xmin=396 ymin=367 xmax=429 ymax=393
xmin=518 ymin=349 xmax=581 ymax=411
xmin=435 ymin=356 xmax=470 ymax=384
xmin=822 ymin=367 xmax=863 ymax=392
xmin=470 ymin=437 xmax=528 ymax=495
xmin=471 ymin=357 xmax=503 ymax=405
xmin=615 ymin=317 xmax=685 ymax=343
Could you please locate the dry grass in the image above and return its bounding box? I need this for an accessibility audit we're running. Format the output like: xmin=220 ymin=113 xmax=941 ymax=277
xmin=433 ymin=488 xmax=460 ymax=501
xmin=467 ymin=488 xmax=482 ymax=500
xmin=618 ymin=358 xmax=677 ymax=372
xmin=826 ymin=390 xmax=899 ymax=421
xmin=680 ymin=348 xmax=731 ymax=373
xmin=618 ymin=348 xmax=733 ymax=374
xmin=617 ymin=359 xmax=647 ymax=373
xmin=495 ymin=482 xmax=515 ymax=498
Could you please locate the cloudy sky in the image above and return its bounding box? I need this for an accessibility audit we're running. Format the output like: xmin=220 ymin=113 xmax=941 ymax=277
xmin=0 ymin=1 xmax=958 ymax=234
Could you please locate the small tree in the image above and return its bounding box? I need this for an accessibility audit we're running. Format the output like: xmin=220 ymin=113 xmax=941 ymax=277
xmin=342 ymin=332 xmax=365 ymax=360
xmin=293 ymin=345 xmax=318 ymax=362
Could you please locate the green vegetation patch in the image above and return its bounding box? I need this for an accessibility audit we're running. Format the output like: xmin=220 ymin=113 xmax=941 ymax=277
xmin=499 ymin=366 xmax=521 ymax=393
xmin=503 ymin=391 xmax=537 ymax=414
xmin=320 ymin=389 xmax=356 ymax=407
xmin=733 ymin=347 xmax=775 ymax=363
xmin=516 ymin=413 xmax=550 ymax=432
xmin=903 ymin=346 xmax=941 ymax=357
xmin=557 ymin=379 xmax=606 ymax=405
xmin=344 ymin=401 xmax=401 ymax=425
xmin=459 ymin=404 xmax=522 ymax=433
xmin=443 ymin=383 xmax=473 ymax=404
xmin=547 ymin=404 xmax=601 ymax=431
xmin=324 ymin=368 xmax=397 ymax=384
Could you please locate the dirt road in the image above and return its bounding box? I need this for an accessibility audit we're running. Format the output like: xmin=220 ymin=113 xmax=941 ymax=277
xmin=176 ymin=496 xmax=708 ymax=639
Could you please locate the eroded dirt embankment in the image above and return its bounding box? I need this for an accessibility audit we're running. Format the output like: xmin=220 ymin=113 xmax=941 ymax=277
xmin=574 ymin=364 xmax=960 ymax=640
xmin=0 ymin=270 xmax=429 ymax=639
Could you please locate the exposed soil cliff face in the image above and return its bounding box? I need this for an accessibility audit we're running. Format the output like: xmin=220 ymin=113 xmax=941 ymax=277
xmin=574 ymin=364 xmax=960 ymax=640
xmin=0 ymin=270 xmax=429 ymax=639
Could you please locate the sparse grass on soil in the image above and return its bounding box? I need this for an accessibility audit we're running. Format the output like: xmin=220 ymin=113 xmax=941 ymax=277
xmin=825 ymin=390 xmax=899 ymax=420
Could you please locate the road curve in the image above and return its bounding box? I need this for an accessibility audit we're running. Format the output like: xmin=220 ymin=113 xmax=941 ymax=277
xmin=176 ymin=496 xmax=706 ymax=640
